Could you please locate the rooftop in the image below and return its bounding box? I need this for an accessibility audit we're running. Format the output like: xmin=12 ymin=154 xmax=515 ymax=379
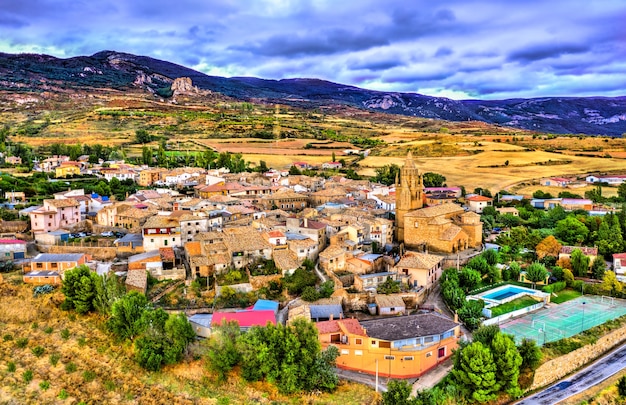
xmin=405 ymin=203 xmax=464 ymax=218
xmin=360 ymin=313 xmax=458 ymax=341
xmin=395 ymin=252 xmax=444 ymax=270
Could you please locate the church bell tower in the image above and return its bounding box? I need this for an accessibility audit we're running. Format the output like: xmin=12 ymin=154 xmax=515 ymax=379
xmin=395 ymin=151 xmax=424 ymax=243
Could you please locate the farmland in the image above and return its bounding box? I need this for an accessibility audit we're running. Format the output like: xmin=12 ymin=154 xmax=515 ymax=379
xmin=2 ymin=88 xmax=626 ymax=192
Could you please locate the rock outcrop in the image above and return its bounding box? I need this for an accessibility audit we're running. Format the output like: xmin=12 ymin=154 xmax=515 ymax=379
xmin=171 ymin=77 xmax=197 ymax=95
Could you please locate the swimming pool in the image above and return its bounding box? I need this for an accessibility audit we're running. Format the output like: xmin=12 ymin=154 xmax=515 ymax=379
xmin=482 ymin=286 xmax=530 ymax=301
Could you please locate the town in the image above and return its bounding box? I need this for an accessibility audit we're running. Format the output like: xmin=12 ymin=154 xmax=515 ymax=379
xmin=2 ymin=138 xmax=626 ymax=404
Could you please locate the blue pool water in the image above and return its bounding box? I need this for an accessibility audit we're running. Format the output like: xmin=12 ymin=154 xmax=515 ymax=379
xmin=482 ymin=286 xmax=529 ymax=301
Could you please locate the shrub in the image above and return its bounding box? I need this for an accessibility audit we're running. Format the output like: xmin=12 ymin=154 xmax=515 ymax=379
xmin=60 ymin=329 xmax=70 ymax=340
xmin=83 ymin=370 xmax=96 ymax=382
xmin=65 ymin=362 xmax=77 ymax=373
xmin=77 ymin=336 xmax=86 ymax=347
xmin=49 ymin=353 xmax=60 ymax=366
xmin=22 ymin=369 xmax=33 ymax=383
xmin=3 ymin=334 xmax=12 ymax=341
xmin=31 ymin=322 xmax=38 ymax=330
xmin=58 ymin=389 xmax=69 ymax=399
xmin=618 ymin=375 xmax=626 ymax=397
xmin=31 ymin=346 xmax=45 ymax=357
xmin=7 ymin=361 xmax=16 ymax=372
xmin=44 ymin=326 xmax=53 ymax=334
xmin=542 ymin=281 xmax=566 ymax=294
xmin=39 ymin=380 xmax=50 ymax=391
xmin=15 ymin=337 xmax=28 ymax=348
xmin=104 ymin=380 xmax=116 ymax=392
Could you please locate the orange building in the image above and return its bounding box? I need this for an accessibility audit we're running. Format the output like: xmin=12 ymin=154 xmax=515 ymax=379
xmin=316 ymin=313 xmax=460 ymax=379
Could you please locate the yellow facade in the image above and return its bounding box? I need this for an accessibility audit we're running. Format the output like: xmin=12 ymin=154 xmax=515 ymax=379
xmin=55 ymin=165 xmax=80 ymax=178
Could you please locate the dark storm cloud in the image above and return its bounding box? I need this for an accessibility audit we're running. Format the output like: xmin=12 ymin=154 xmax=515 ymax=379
xmin=0 ymin=0 xmax=625 ymax=99
xmin=507 ymin=42 xmax=591 ymax=62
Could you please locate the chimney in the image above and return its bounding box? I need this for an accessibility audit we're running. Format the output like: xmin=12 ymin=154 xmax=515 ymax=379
xmin=330 ymin=313 xmax=334 ymax=321
xmin=454 ymin=312 xmax=459 ymax=323
xmin=304 ymin=218 xmax=308 ymax=228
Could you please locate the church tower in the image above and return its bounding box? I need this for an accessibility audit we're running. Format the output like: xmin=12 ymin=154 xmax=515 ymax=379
xmin=395 ymin=151 xmax=424 ymax=243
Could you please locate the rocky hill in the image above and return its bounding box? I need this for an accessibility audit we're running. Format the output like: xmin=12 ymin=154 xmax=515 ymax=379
xmin=1 ymin=50 xmax=625 ymax=136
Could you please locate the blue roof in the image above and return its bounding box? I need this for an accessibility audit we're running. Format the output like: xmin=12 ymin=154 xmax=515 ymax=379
xmin=285 ymin=232 xmax=309 ymax=240
xmin=359 ymin=271 xmax=396 ymax=279
xmin=188 ymin=314 xmax=213 ymax=328
xmin=310 ymin=304 xmax=343 ymax=320
xmin=252 ymin=299 xmax=279 ymax=312
xmin=48 ymin=230 xmax=70 ymax=235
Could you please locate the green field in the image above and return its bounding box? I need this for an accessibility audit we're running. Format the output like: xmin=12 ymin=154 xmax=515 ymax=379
xmin=490 ymin=296 xmax=538 ymax=317
xmin=550 ymin=289 xmax=582 ymax=304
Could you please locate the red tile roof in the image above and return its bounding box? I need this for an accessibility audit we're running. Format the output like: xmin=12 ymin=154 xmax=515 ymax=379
xmin=466 ymin=195 xmax=493 ymax=202
xmin=315 ymin=318 xmax=366 ymax=336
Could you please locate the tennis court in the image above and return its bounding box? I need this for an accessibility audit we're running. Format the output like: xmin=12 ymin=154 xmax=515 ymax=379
xmin=499 ymin=295 xmax=626 ymax=345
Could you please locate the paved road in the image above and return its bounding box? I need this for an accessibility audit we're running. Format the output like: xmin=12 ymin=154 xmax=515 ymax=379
xmin=516 ymin=343 xmax=626 ymax=405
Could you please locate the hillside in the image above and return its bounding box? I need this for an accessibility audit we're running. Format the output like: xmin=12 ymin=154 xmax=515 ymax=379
xmin=1 ymin=51 xmax=625 ymax=136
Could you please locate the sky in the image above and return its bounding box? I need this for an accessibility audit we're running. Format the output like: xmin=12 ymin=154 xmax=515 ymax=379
xmin=1 ymin=0 xmax=626 ymax=100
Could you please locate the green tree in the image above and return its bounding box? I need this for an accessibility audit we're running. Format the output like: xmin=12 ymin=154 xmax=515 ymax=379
xmin=452 ymin=341 xmax=500 ymax=402
xmin=570 ymin=249 xmax=590 ymax=278
xmin=301 ymin=286 xmax=321 ymax=301
xmin=618 ymin=183 xmax=626 ymax=201
xmin=257 ymin=160 xmax=268 ymax=173
xmin=134 ymin=129 xmax=152 ymax=144
xmin=554 ymin=216 xmax=589 ymax=245
xmin=466 ymin=256 xmax=491 ymax=276
xmin=601 ymin=271 xmax=623 ymax=297
xmin=459 ymin=268 xmax=482 ymax=292
xmin=423 ymin=172 xmax=446 ymax=187
xmin=591 ymin=257 xmax=606 ymax=280
xmin=481 ymin=249 xmax=500 ymax=266
xmin=93 ymin=273 xmax=125 ymax=315
xmin=288 ymin=165 xmax=301 ymax=175
xmin=141 ymin=146 xmax=152 ymax=165
xmin=525 ymin=262 xmax=548 ymax=289
xmin=492 ymin=332 xmax=523 ymax=395
xmin=205 ymin=320 xmax=241 ymax=381
xmin=518 ymin=338 xmax=542 ymax=371
xmin=457 ymin=300 xmax=484 ymax=330
xmin=563 ymin=268 xmax=575 ymax=287
xmin=163 ymin=312 xmax=195 ymax=364
xmin=108 ymin=291 xmax=149 ymax=340
xmin=61 ymin=265 xmax=98 ymax=314
xmin=472 ymin=324 xmax=500 ymax=347
xmin=382 ymin=380 xmax=418 ymax=405
xmin=618 ymin=375 xmax=626 ymax=397
xmin=372 ymin=164 xmax=400 ymax=186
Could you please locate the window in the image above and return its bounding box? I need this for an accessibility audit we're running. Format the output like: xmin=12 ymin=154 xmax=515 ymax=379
xmin=403 ymin=356 xmax=414 ymax=361
xmin=341 ymin=349 xmax=349 ymax=355
xmin=36 ymin=263 xmax=43 ymax=269
xmin=414 ymin=221 xmax=419 ymax=228
xmin=379 ymin=341 xmax=391 ymax=349
xmin=355 ymin=338 xmax=362 ymax=345
xmin=355 ymin=350 xmax=363 ymax=356
xmin=426 ymin=352 xmax=432 ymax=358
xmin=384 ymin=355 xmax=395 ymax=360
xmin=51 ymin=263 xmax=57 ymax=268
xmin=438 ymin=348 xmax=446 ymax=358
xmin=371 ymin=340 xmax=376 ymax=346
xmin=164 ymin=240 xmax=168 ymax=246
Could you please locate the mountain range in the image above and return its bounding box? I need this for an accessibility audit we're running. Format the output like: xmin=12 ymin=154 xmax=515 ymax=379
xmin=1 ymin=50 xmax=625 ymax=136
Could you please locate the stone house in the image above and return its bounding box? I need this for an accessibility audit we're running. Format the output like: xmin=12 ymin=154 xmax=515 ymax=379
xmin=394 ymin=251 xmax=444 ymax=290
xmin=29 ymin=199 xmax=81 ymax=234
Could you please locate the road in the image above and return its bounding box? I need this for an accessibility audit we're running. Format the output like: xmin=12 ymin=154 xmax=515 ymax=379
xmin=516 ymin=343 xmax=626 ymax=405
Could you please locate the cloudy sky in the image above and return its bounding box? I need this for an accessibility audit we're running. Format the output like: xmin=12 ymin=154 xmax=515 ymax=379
xmin=1 ymin=0 xmax=625 ymax=100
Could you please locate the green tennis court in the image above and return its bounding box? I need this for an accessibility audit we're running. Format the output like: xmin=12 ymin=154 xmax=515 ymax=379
xmin=499 ymin=295 xmax=626 ymax=345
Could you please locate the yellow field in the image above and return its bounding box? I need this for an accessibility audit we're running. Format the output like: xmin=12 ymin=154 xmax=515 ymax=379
xmin=359 ymin=150 xmax=626 ymax=192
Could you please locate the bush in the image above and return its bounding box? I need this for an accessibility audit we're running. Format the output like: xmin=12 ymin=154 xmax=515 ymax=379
xmin=31 ymin=346 xmax=45 ymax=357
xmin=44 ymin=326 xmax=53 ymax=334
xmin=22 ymin=369 xmax=33 ymax=383
xmin=60 ymin=329 xmax=70 ymax=340
xmin=39 ymin=380 xmax=50 ymax=391
xmin=49 ymin=353 xmax=60 ymax=366
xmin=15 ymin=337 xmax=28 ymax=348
xmin=58 ymin=389 xmax=69 ymax=399
xmin=3 ymin=334 xmax=12 ymax=341
xmin=7 ymin=361 xmax=16 ymax=372
xmin=83 ymin=370 xmax=96 ymax=382
xmin=65 ymin=362 xmax=77 ymax=373
xmin=542 ymin=281 xmax=566 ymax=294
xmin=618 ymin=375 xmax=626 ymax=397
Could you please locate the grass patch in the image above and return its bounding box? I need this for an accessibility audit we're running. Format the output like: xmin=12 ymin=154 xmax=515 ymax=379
xmin=550 ymin=289 xmax=582 ymax=304
xmin=490 ymin=296 xmax=538 ymax=317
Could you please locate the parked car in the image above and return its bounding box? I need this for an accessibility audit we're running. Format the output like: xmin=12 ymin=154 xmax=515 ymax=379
xmin=101 ymin=231 xmax=114 ymax=237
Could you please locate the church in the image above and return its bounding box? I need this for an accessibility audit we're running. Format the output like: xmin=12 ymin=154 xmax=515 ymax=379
xmin=395 ymin=152 xmax=482 ymax=253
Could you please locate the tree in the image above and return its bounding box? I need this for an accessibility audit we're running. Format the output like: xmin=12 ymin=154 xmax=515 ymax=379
xmin=518 ymin=338 xmax=542 ymax=370
xmin=618 ymin=183 xmax=626 ymax=201
xmin=61 ymin=265 xmax=98 ymax=314
xmin=618 ymin=375 xmax=626 ymax=397
xmin=570 ymin=249 xmax=590 ymax=278
xmin=108 ymin=291 xmax=149 ymax=340
xmin=508 ymin=262 xmax=521 ymax=282
xmin=525 ymin=262 xmax=548 ymax=289
xmin=372 ymin=164 xmax=400 ymax=186
xmin=452 ymin=342 xmax=500 ymax=402
xmin=288 ymin=165 xmax=301 ymax=175
xmin=554 ymin=216 xmax=589 ymax=245
xmin=459 ymin=268 xmax=482 ymax=292
xmin=591 ymin=257 xmax=606 ymax=280
xmin=601 ymin=271 xmax=623 ymax=297
xmin=491 ymin=332 xmax=523 ymax=395
xmin=457 ymin=299 xmax=484 ymax=330
xmin=301 ymin=286 xmax=320 ymax=302
xmin=382 ymin=380 xmax=417 ymax=405
xmin=134 ymin=129 xmax=152 ymax=144
xmin=257 ymin=160 xmax=268 ymax=173
xmin=472 ymin=324 xmax=500 ymax=347
xmin=423 ymin=172 xmax=446 ymax=187
xmin=93 ymin=273 xmax=125 ymax=315
xmin=482 ymin=249 xmax=500 ymax=266
xmin=466 ymin=256 xmax=491 ymax=276
xmin=563 ymin=268 xmax=575 ymax=287
xmin=163 ymin=312 xmax=195 ymax=364
xmin=377 ymin=276 xmax=401 ymax=294
xmin=535 ymin=236 xmax=562 ymax=260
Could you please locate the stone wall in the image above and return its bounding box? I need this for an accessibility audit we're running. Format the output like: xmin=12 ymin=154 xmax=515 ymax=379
xmin=41 ymin=245 xmax=117 ymax=261
xmin=248 ymin=273 xmax=282 ymax=290
xmin=530 ymin=324 xmax=626 ymax=390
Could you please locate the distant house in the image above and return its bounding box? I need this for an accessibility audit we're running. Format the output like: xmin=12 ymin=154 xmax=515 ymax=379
xmin=496 ymin=207 xmax=519 ymax=217
xmin=540 ymin=177 xmax=572 ymax=187
xmin=375 ymin=295 xmax=406 ymax=316
xmin=29 ymin=199 xmax=81 ymax=234
xmin=612 ymin=253 xmax=626 ymax=282
xmin=322 ymin=161 xmax=343 ymax=170
xmin=465 ymin=195 xmax=493 ymax=213
xmin=558 ymin=246 xmax=598 ymax=267
xmin=211 ymin=310 xmax=276 ymax=332
xmin=353 ymin=271 xmax=401 ymax=292
xmin=394 ymin=251 xmax=444 ymax=290
xmin=23 ymin=271 xmax=61 ymax=286
xmin=0 ymin=239 xmax=27 ymax=260
xmin=27 ymin=253 xmax=90 ymax=279
xmin=125 ymin=269 xmax=147 ymax=293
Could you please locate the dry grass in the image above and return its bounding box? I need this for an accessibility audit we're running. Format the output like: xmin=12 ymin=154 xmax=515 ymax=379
xmin=0 ymin=282 xmax=377 ymax=404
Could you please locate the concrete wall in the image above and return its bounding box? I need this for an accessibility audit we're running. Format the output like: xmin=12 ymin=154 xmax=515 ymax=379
xmin=41 ymin=245 xmax=117 ymax=261
xmin=530 ymin=324 xmax=626 ymax=390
